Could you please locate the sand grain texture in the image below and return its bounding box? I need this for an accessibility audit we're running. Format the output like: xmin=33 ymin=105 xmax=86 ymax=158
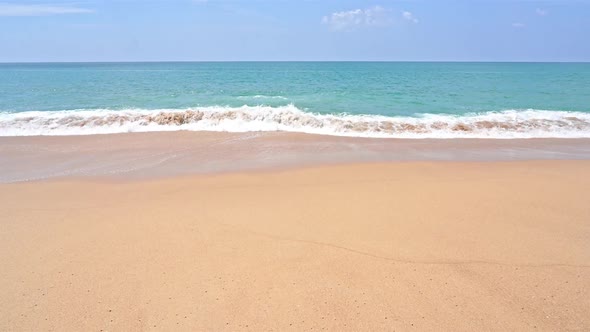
xmin=1 ymin=161 xmax=590 ymax=331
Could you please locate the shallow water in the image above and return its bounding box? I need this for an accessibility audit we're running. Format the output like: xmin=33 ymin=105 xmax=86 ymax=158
xmin=1 ymin=62 xmax=590 ymax=138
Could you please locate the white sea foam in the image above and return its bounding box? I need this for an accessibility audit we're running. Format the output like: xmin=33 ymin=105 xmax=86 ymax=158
xmin=236 ymin=95 xmax=289 ymax=100
xmin=1 ymin=105 xmax=590 ymax=138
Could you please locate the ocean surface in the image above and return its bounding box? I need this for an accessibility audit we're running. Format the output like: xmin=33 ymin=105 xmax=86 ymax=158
xmin=1 ymin=62 xmax=589 ymax=138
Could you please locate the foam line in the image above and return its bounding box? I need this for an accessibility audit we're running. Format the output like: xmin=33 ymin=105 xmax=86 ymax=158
xmin=1 ymin=105 xmax=590 ymax=138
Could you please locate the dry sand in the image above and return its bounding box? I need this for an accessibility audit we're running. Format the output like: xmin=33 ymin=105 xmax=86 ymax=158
xmin=1 ymin=161 xmax=590 ymax=331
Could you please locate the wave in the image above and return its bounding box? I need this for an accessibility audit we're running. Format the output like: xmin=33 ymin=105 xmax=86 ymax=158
xmin=1 ymin=105 xmax=590 ymax=138
xmin=236 ymin=95 xmax=289 ymax=100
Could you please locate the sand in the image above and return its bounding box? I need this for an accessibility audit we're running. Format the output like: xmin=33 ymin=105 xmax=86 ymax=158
xmin=3 ymin=132 xmax=590 ymax=183
xmin=1 ymin=160 xmax=589 ymax=331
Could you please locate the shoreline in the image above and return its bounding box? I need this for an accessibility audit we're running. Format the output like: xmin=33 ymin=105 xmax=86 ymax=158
xmin=2 ymin=131 xmax=590 ymax=183
xmin=3 ymin=106 xmax=590 ymax=139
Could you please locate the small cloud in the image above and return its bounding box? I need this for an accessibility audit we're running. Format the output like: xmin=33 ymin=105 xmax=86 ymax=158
xmin=512 ymin=22 xmax=525 ymax=28
xmin=536 ymin=8 xmax=548 ymax=16
xmin=402 ymin=11 xmax=418 ymax=24
xmin=322 ymin=6 xmax=391 ymax=31
xmin=0 ymin=3 xmax=93 ymax=16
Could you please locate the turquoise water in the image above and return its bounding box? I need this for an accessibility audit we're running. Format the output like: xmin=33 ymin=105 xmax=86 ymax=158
xmin=1 ymin=62 xmax=590 ymax=138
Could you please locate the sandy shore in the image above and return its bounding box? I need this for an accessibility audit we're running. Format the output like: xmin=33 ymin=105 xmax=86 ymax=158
xmin=2 ymin=132 xmax=590 ymax=183
xmin=1 ymin=160 xmax=589 ymax=331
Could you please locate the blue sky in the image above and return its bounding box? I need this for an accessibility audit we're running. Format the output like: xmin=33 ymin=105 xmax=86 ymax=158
xmin=0 ymin=0 xmax=589 ymax=62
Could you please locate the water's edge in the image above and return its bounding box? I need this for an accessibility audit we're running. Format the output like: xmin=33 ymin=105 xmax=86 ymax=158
xmin=2 ymin=131 xmax=590 ymax=183
xmin=2 ymin=107 xmax=590 ymax=139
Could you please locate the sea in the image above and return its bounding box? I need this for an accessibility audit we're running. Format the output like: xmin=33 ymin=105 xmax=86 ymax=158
xmin=1 ymin=62 xmax=589 ymax=138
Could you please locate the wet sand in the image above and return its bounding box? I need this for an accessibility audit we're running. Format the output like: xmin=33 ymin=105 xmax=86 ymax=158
xmin=1 ymin=157 xmax=589 ymax=331
xmin=2 ymin=131 xmax=590 ymax=183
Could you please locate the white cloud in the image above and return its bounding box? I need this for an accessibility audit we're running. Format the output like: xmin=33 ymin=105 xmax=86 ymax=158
xmin=0 ymin=3 xmax=94 ymax=16
xmin=402 ymin=11 xmax=418 ymax=24
xmin=535 ymin=8 xmax=548 ymax=16
xmin=322 ymin=6 xmax=391 ymax=31
xmin=512 ymin=22 xmax=526 ymax=28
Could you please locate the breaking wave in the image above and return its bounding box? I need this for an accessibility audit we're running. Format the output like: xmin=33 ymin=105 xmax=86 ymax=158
xmin=236 ymin=95 xmax=289 ymax=100
xmin=1 ymin=105 xmax=590 ymax=138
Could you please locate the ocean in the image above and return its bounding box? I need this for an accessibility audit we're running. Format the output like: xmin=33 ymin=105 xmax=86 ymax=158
xmin=1 ymin=62 xmax=589 ymax=138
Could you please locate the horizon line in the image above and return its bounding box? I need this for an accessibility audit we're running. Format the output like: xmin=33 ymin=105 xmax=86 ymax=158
xmin=1 ymin=60 xmax=590 ymax=64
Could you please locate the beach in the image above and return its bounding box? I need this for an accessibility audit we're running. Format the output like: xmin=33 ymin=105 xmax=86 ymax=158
xmin=1 ymin=132 xmax=590 ymax=331
xmin=2 ymin=61 xmax=590 ymax=331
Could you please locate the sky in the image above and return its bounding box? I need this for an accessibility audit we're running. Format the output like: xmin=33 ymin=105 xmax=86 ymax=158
xmin=0 ymin=0 xmax=589 ymax=62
